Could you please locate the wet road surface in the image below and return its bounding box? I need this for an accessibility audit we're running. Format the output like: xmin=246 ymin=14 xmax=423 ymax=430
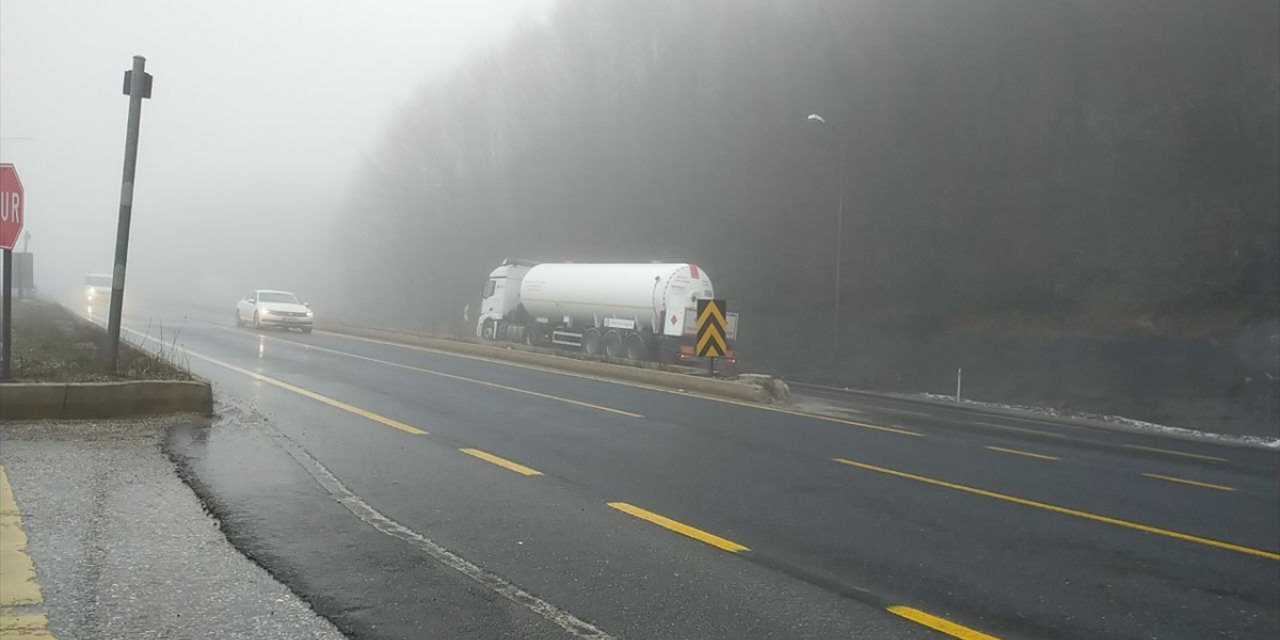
xmin=0 ymin=417 xmax=346 ymax=640
xmin=112 ymin=304 xmax=1280 ymax=639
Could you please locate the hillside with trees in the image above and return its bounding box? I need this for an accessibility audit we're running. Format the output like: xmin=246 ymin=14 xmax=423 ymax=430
xmin=335 ymin=0 xmax=1280 ymax=435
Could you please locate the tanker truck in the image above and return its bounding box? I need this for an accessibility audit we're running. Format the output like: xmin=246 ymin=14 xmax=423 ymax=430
xmin=475 ymin=259 xmax=737 ymax=364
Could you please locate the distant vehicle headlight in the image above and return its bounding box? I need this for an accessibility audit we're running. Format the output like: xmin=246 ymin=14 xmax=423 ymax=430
xmin=86 ymin=288 xmax=96 ymax=298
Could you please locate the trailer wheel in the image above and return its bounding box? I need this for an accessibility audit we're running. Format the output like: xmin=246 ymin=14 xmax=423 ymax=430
xmin=604 ymin=330 xmax=625 ymax=358
xmin=523 ymin=327 xmax=536 ymax=346
xmin=624 ymin=333 xmax=647 ymax=361
xmin=582 ymin=328 xmax=602 ymax=355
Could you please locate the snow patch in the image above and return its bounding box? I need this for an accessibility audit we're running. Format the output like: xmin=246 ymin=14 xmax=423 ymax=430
xmin=917 ymin=393 xmax=1280 ymax=449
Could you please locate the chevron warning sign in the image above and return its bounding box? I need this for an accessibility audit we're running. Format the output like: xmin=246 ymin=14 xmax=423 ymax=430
xmin=695 ymin=299 xmax=728 ymax=358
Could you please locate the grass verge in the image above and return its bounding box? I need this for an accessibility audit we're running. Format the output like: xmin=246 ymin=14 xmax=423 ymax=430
xmin=6 ymin=299 xmax=192 ymax=382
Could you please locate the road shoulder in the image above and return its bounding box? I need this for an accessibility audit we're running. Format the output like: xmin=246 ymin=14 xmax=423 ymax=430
xmin=0 ymin=416 xmax=345 ymax=640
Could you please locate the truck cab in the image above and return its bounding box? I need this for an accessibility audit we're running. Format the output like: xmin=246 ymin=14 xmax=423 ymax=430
xmin=477 ymin=259 xmax=535 ymax=338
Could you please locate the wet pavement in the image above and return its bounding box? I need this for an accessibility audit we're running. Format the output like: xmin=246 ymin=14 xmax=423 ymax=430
xmin=0 ymin=417 xmax=346 ymax=640
xmin=63 ymin=304 xmax=1280 ymax=639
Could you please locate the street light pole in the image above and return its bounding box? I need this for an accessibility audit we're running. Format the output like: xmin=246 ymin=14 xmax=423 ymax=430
xmin=807 ymin=113 xmax=846 ymax=381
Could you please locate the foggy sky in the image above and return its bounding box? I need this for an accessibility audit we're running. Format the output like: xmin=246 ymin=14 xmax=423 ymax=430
xmin=0 ymin=0 xmax=553 ymax=303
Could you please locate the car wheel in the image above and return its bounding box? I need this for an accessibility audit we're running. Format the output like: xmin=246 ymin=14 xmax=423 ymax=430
xmin=302 ymin=327 xmax=312 ymax=334
xmin=234 ymin=312 xmax=242 ymax=328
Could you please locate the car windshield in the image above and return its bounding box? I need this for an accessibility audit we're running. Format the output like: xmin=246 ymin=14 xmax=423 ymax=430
xmin=84 ymin=275 xmax=112 ymax=288
xmin=258 ymin=292 xmax=300 ymax=304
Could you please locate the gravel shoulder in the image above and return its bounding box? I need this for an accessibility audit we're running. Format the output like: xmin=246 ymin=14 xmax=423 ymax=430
xmin=0 ymin=416 xmax=345 ymax=640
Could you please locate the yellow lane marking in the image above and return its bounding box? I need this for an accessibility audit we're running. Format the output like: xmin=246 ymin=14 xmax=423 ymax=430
xmin=0 ymin=548 xmax=40 ymax=605
xmin=0 ymin=467 xmax=55 ymax=640
xmin=317 ymin=330 xmax=921 ymax=436
xmin=244 ymin=331 xmax=642 ymax=419
xmin=0 ymin=613 xmax=55 ymax=638
xmin=460 ymin=449 xmax=543 ymax=476
xmin=832 ymin=458 xmax=1280 ymax=561
xmin=1143 ymin=473 xmax=1235 ymax=492
xmin=1 ymin=466 xmax=43 ymax=607
xmin=120 ymin=326 xmax=428 ymax=436
xmin=1123 ymin=444 xmax=1227 ymax=463
xmin=0 ymin=521 xmax=28 ymax=552
xmin=985 ymin=446 xmax=1059 ymax=461
xmin=974 ymin=422 xmax=1068 ymax=439
xmin=887 ymin=606 xmax=1000 ymax=640
xmin=607 ymin=502 xmax=749 ymax=553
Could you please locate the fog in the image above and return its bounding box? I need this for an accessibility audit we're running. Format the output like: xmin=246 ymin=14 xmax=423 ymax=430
xmin=0 ymin=0 xmax=553 ymax=305
xmin=2 ymin=0 xmax=1277 ymax=436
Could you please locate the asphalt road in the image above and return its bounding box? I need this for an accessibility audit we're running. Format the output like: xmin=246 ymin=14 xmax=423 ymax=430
xmin=106 ymin=303 xmax=1279 ymax=639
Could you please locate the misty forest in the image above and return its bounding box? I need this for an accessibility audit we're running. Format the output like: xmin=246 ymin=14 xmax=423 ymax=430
xmin=333 ymin=0 xmax=1279 ymax=435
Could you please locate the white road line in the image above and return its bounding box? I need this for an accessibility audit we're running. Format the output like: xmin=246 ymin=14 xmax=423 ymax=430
xmin=271 ymin=432 xmax=617 ymax=640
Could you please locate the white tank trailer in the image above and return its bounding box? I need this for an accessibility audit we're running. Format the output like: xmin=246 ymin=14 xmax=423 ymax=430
xmin=475 ymin=259 xmax=737 ymax=363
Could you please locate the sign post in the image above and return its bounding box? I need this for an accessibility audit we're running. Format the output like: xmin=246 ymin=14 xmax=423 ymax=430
xmin=1 ymin=163 xmax=26 ymax=380
xmin=695 ymin=299 xmax=728 ymax=376
xmin=104 ymin=55 xmax=153 ymax=374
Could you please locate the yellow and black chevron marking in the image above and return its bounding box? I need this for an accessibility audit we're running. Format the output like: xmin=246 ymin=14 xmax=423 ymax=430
xmin=695 ymin=299 xmax=728 ymax=358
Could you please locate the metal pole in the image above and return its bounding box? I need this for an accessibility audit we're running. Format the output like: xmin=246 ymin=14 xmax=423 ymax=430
xmin=2 ymin=249 xmax=11 ymax=380
xmin=832 ymin=133 xmax=846 ymax=382
xmin=105 ymin=55 xmax=148 ymax=373
xmin=956 ymin=367 xmax=963 ymax=403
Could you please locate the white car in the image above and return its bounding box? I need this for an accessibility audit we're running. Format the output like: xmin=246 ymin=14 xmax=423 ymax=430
xmin=82 ymin=273 xmax=113 ymax=305
xmin=235 ymin=289 xmax=314 ymax=332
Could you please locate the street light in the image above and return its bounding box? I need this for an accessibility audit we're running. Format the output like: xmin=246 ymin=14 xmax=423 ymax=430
xmin=806 ymin=112 xmax=846 ymax=381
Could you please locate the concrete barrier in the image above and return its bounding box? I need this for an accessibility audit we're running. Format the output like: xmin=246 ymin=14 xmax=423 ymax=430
xmin=0 ymin=383 xmax=67 ymax=420
xmin=0 ymin=381 xmax=213 ymax=420
xmin=318 ymin=323 xmax=787 ymax=404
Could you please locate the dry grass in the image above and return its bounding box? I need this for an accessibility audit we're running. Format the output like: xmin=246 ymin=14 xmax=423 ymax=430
xmin=6 ymin=300 xmax=192 ymax=382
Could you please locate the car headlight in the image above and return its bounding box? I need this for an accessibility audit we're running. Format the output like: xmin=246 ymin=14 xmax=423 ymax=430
xmin=259 ymin=308 xmax=271 ymax=315
xmin=305 ymin=310 xmax=314 ymax=317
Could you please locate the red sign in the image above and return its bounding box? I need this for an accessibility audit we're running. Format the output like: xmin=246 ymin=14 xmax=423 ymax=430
xmin=0 ymin=164 xmax=24 ymax=251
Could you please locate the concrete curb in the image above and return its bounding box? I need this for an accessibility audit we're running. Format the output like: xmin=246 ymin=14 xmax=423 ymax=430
xmin=0 ymin=381 xmax=213 ymax=420
xmin=318 ymin=323 xmax=786 ymax=404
